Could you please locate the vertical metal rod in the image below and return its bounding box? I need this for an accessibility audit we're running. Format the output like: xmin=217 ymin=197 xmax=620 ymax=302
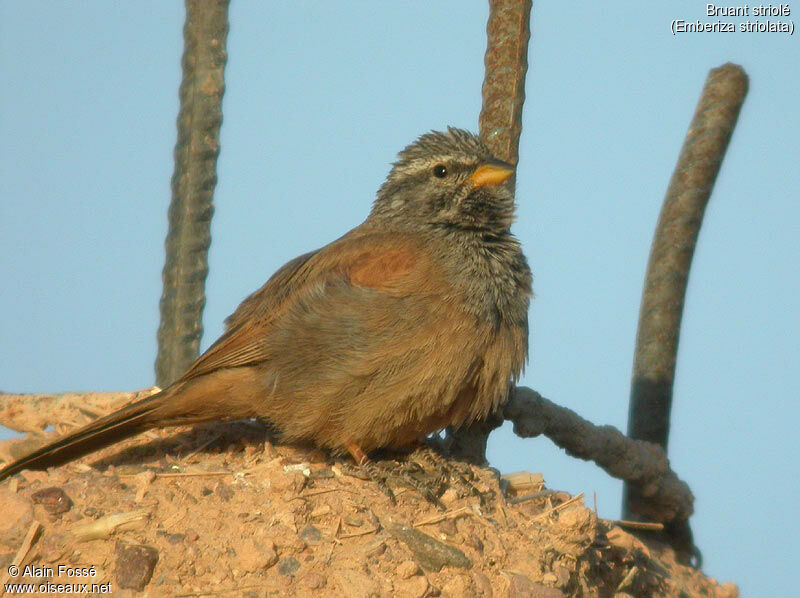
xmin=156 ymin=0 xmax=230 ymax=387
xmin=448 ymin=0 xmax=532 ymax=464
xmin=624 ymin=63 xmax=748 ymax=520
xmin=479 ymin=0 xmax=532 ymax=167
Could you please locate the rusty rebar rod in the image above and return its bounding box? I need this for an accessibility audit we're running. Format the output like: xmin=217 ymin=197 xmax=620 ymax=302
xmin=505 ymin=387 xmax=694 ymax=525
xmin=624 ymin=63 xmax=748 ymax=518
xmin=478 ymin=0 xmax=532 ymax=167
xmin=447 ymin=0 xmax=532 ymax=464
xmin=156 ymin=0 xmax=230 ymax=387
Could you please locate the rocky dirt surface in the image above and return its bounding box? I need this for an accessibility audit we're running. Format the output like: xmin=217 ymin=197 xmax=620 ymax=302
xmin=0 ymin=421 xmax=738 ymax=597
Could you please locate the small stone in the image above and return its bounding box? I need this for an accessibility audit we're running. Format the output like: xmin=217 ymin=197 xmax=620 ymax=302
xmin=395 ymin=575 xmax=429 ymax=598
xmin=344 ymin=515 xmax=364 ymax=527
xmin=397 ymin=560 xmax=420 ymax=579
xmin=333 ymin=569 xmax=381 ymax=598
xmin=269 ymin=471 xmax=305 ymax=494
xmin=441 ymin=574 xmax=473 ymax=597
xmin=272 ymin=524 xmax=307 ymax=552
xmin=299 ymin=524 xmax=323 ymax=544
xmin=185 ymin=528 xmax=199 ymax=542
xmin=115 ymin=542 xmax=159 ymax=591
xmin=438 ymin=518 xmax=458 ymax=536
xmin=389 ymin=524 xmax=471 ymax=571
xmin=303 ymin=571 xmax=327 ymax=589
xmin=237 ymin=538 xmax=278 ymax=573
xmin=440 ymin=488 xmax=460 ymax=504
xmin=363 ymin=540 xmax=387 ymax=559
xmin=215 ymin=483 xmax=234 ymax=502
xmin=31 ymin=487 xmax=72 ymax=515
xmin=278 ymin=556 xmax=301 ymax=576
xmin=166 ymin=533 xmax=185 ymax=545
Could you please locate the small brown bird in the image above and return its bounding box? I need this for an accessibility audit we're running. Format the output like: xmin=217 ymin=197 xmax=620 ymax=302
xmin=0 ymin=128 xmax=531 ymax=482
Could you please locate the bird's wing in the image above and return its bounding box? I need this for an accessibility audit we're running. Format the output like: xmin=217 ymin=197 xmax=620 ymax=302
xmin=223 ymin=249 xmax=321 ymax=332
xmin=178 ymin=228 xmax=434 ymax=381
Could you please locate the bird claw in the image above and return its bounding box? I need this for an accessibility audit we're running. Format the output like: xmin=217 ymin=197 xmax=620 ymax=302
xmin=339 ymin=444 xmax=488 ymax=511
xmin=338 ymin=460 xmax=397 ymax=504
xmin=405 ymin=445 xmax=490 ymax=508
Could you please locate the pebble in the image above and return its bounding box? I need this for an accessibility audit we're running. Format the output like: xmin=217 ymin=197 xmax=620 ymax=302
xmin=332 ymin=568 xmax=381 ymax=598
xmin=438 ymin=518 xmax=458 ymax=536
xmin=31 ymin=486 xmax=72 ymax=515
xmin=236 ymin=538 xmax=278 ymax=572
xmin=278 ymin=556 xmax=301 ymax=576
xmin=363 ymin=540 xmax=387 ymax=559
xmin=395 ymin=575 xmax=429 ymax=598
xmin=303 ymin=571 xmax=327 ymax=589
xmin=214 ymin=482 xmax=234 ymax=502
xmin=389 ymin=524 xmax=472 ymax=571
xmin=299 ymin=524 xmax=323 ymax=544
xmin=441 ymin=574 xmax=473 ymax=597
xmin=115 ymin=542 xmax=159 ymax=591
xmin=397 ymin=560 xmax=420 ymax=579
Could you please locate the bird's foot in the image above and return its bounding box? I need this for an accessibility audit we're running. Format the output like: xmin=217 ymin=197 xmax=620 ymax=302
xmin=342 ymin=442 xmax=397 ymax=504
xmin=403 ymin=444 xmax=490 ymax=508
xmin=338 ymin=458 xmax=397 ymax=503
xmin=342 ymin=442 xmax=450 ymax=508
xmin=340 ymin=442 xmax=488 ymax=510
xmin=386 ymin=457 xmax=447 ymax=509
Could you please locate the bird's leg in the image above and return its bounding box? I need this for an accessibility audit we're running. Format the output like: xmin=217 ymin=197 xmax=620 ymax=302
xmin=344 ymin=442 xmax=396 ymax=503
xmin=404 ymin=443 xmax=490 ymax=508
xmin=388 ymin=455 xmax=447 ymax=510
xmin=341 ymin=442 xmax=445 ymax=508
xmin=341 ymin=442 xmax=490 ymax=510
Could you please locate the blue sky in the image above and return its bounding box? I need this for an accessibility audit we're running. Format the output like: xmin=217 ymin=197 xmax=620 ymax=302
xmin=1 ymin=2 xmax=798 ymax=594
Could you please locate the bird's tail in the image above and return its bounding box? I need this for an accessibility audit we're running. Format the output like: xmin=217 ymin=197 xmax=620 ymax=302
xmin=0 ymin=368 xmax=265 ymax=483
xmin=0 ymin=388 xmax=171 ymax=482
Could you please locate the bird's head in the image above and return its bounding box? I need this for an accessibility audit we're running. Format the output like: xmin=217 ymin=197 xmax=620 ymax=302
xmin=371 ymin=127 xmax=517 ymax=234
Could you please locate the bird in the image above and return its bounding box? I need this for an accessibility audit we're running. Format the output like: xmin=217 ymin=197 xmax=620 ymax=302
xmin=0 ymin=127 xmax=532 ymax=483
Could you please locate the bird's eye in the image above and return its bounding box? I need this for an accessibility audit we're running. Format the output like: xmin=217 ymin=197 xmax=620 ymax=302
xmin=432 ymin=164 xmax=448 ymax=178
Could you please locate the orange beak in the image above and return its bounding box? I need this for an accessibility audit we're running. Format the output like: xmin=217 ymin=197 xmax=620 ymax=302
xmin=468 ymin=162 xmax=514 ymax=187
